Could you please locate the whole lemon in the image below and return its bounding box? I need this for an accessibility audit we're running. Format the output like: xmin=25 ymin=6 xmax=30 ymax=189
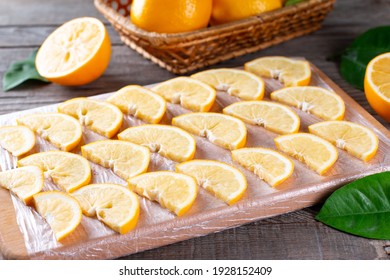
xmin=130 ymin=0 xmax=212 ymax=33
xmin=211 ymin=0 xmax=282 ymax=25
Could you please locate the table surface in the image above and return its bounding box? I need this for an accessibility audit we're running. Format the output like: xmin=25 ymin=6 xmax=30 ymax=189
xmin=0 ymin=0 xmax=389 ymax=260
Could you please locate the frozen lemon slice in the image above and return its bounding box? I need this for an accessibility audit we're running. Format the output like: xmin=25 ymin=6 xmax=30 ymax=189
xmin=172 ymin=113 xmax=247 ymax=150
xmin=33 ymin=191 xmax=82 ymax=241
xmin=151 ymin=77 xmax=216 ymax=112
xmin=72 ymin=184 xmax=139 ymax=234
xmin=118 ymin=124 xmax=196 ymax=162
xmin=107 ymin=85 xmax=166 ymax=124
xmin=191 ymin=68 xmax=264 ymax=100
xmin=309 ymin=121 xmax=379 ymax=162
xmin=176 ymin=160 xmax=247 ymax=205
xmin=18 ymin=151 xmax=91 ymax=192
xmin=17 ymin=113 xmax=82 ymax=152
xmin=232 ymin=148 xmax=294 ymax=187
xmin=0 ymin=166 xmax=43 ymax=204
xmin=0 ymin=126 xmax=35 ymax=156
xmin=81 ymin=140 xmax=150 ymax=180
xmin=271 ymin=86 xmax=345 ymax=121
xmin=128 ymin=171 xmax=198 ymax=216
xmin=274 ymin=133 xmax=338 ymax=175
xmin=245 ymin=56 xmax=311 ymax=86
xmin=58 ymin=98 xmax=123 ymax=138
xmin=223 ymin=101 xmax=300 ymax=134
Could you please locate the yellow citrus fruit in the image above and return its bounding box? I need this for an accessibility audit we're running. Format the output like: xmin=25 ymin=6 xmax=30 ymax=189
xmin=0 ymin=166 xmax=43 ymax=204
xmin=32 ymin=191 xmax=82 ymax=241
xmin=364 ymin=52 xmax=390 ymax=122
xmin=223 ymin=101 xmax=300 ymax=134
xmin=130 ymin=0 xmax=212 ymax=33
xmin=81 ymin=140 xmax=150 ymax=181
xmin=309 ymin=121 xmax=379 ymax=162
xmin=36 ymin=17 xmax=111 ymax=86
xmin=271 ymin=86 xmax=345 ymax=121
xmin=107 ymin=85 xmax=166 ymax=124
xmin=18 ymin=151 xmax=91 ymax=192
xmin=172 ymin=113 xmax=247 ymax=150
xmin=191 ymin=68 xmax=264 ymax=101
xmin=17 ymin=113 xmax=82 ymax=152
xmin=58 ymin=98 xmax=123 ymax=138
xmin=118 ymin=124 xmax=196 ymax=162
xmin=128 ymin=171 xmax=198 ymax=216
xmin=274 ymin=133 xmax=338 ymax=175
xmin=0 ymin=126 xmax=35 ymax=156
xmin=232 ymin=147 xmax=294 ymax=187
xmin=211 ymin=0 xmax=282 ymax=24
xmin=72 ymin=183 xmax=140 ymax=234
xmin=176 ymin=160 xmax=247 ymax=205
xmin=152 ymin=77 xmax=216 ymax=112
xmin=245 ymin=56 xmax=311 ymax=87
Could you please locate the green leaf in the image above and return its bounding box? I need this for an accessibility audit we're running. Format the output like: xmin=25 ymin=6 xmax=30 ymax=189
xmin=285 ymin=0 xmax=306 ymax=6
xmin=340 ymin=26 xmax=390 ymax=90
xmin=316 ymin=172 xmax=390 ymax=240
xmin=2 ymin=49 xmax=50 ymax=92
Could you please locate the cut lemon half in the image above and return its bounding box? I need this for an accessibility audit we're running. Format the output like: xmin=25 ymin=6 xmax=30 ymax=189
xmin=176 ymin=160 xmax=247 ymax=205
xmin=151 ymin=77 xmax=216 ymax=112
xmin=232 ymin=148 xmax=294 ymax=187
xmin=0 ymin=166 xmax=43 ymax=204
xmin=118 ymin=125 xmax=196 ymax=162
xmin=72 ymin=184 xmax=139 ymax=234
xmin=35 ymin=17 xmax=111 ymax=86
xmin=32 ymin=191 xmax=82 ymax=241
xmin=223 ymin=101 xmax=300 ymax=134
xmin=172 ymin=113 xmax=247 ymax=150
xmin=191 ymin=68 xmax=264 ymax=100
xmin=274 ymin=133 xmax=338 ymax=175
xmin=58 ymin=98 xmax=123 ymax=138
xmin=107 ymin=85 xmax=166 ymax=124
xmin=309 ymin=121 xmax=379 ymax=162
xmin=18 ymin=151 xmax=91 ymax=192
xmin=81 ymin=140 xmax=150 ymax=181
xmin=17 ymin=113 xmax=82 ymax=152
xmin=245 ymin=56 xmax=311 ymax=87
xmin=128 ymin=171 xmax=198 ymax=216
xmin=0 ymin=126 xmax=35 ymax=156
xmin=271 ymin=86 xmax=345 ymax=121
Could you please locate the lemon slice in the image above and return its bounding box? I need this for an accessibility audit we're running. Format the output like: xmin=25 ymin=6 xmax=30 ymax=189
xmin=232 ymin=148 xmax=294 ymax=187
xmin=58 ymin=98 xmax=123 ymax=138
xmin=274 ymin=133 xmax=338 ymax=175
xmin=72 ymin=184 xmax=139 ymax=234
xmin=191 ymin=68 xmax=264 ymax=100
xmin=309 ymin=121 xmax=379 ymax=162
xmin=33 ymin=191 xmax=82 ymax=241
xmin=128 ymin=171 xmax=198 ymax=216
xmin=271 ymin=86 xmax=345 ymax=121
xmin=0 ymin=166 xmax=43 ymax=204
xmin=245 ymin=56 xmax=311 ymax=86
xmin=172 ymin=113 xmax=247 ymax=150
xmin=151 ymin=77 xmax=216 ymax=112
xmin=118 ymin=124 xmax=196 ymax=162
xmin=223 ymin=101 xmax=300 ymax=134
xmin=0 ymin=126 xmax=35 ymax=156
xmin=81 ymin=140 xmax=150 ymax=180
xmin=176 ymin=160 xmax=247 ymax=205
xmin=107 ymin=85 xmax=166 ymax=124
xmin=17 ymin=113 xmax=82 ymax=152
xmin=35 ymin=17 xmax=111 ymax=86
xmin=18 ymin=151 xmax=91 ymax=192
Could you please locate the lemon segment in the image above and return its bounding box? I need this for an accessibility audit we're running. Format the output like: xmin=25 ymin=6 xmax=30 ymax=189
xmin=0 ymin=126 xmax=35 ymax=156
xmin=72 ymin=184 xmax=140 ymax=234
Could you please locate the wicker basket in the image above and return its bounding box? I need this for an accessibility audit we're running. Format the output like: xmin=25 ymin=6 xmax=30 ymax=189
xmin=95 ymin=0 xmax=335 ymax=74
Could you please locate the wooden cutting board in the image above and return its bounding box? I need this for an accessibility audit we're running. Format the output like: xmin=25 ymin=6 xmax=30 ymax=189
xmin=0 ymin=62 xmax=389 ymax=259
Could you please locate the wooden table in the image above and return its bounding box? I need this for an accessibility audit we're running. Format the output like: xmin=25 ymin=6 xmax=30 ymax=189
xmin=0 ymin=0 xmax=389 ymax=260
